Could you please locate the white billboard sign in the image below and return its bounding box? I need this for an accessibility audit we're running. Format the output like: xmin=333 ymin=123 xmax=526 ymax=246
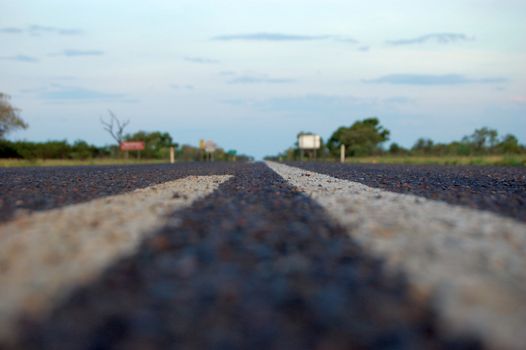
xmin=298 ymin=134 xmax=321 ymax=150
xmin=205 ymin=140 xmax=217 ymax=153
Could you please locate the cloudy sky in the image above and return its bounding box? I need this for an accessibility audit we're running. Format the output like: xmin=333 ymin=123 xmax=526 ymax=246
xmin=2 ymin=0 xmax=525 ymax=158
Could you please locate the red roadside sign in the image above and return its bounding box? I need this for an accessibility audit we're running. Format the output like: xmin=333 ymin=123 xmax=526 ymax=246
xmin=120 ymin=141 xmax=145 ymax=151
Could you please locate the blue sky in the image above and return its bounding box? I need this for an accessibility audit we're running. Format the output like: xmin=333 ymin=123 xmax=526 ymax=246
xmin=2 ymin=0 xmax=526 ymax=159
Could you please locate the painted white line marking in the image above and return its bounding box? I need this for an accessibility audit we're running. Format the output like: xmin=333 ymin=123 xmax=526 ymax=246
xmin=0 ymin=175 xmax=231 ymax=341
xmin=266 ymin=161 xmax=526 ymax=350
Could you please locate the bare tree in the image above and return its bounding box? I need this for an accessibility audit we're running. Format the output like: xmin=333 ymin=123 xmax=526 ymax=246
xmin=100 ymin=110 xmax=129 ymax=145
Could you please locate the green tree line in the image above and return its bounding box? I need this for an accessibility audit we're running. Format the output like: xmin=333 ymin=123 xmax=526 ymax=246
xmin=402 ymin=127 xmax=523 ymax=156
xmin=267 ymin=117 xmax=525 ymax=161
xmin=0 ymin=94 xmax=250 ymax=162
xmin=0 ymin=131 xmax=251 ymax=162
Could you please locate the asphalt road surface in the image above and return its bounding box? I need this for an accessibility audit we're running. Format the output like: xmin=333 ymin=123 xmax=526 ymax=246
xmin=288 ymin=162 xmax=526 ymax=223
xmin=0 ymin=163 xmax=240 ymax=223
xmin=1 ymin=162 xmax=525 ymax=350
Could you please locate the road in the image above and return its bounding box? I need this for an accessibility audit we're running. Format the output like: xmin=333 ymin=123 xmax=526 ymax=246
xmin=287 ymin=162 xmax=526 ymax=222
xmin=0 ymin=162 xmax=525 ymax=349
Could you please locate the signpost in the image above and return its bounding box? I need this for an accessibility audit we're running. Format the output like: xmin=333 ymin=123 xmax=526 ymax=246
xmin=204 ymin=140 xmax=217 ymax=161
xmin=199 ymin=139 xmax=206 ymax=161
xmin=298 ymin=134 xmax=321 ymax=161
xmin=170 ymin=146 xmax=175 ymax=164
xmin=120 ymin=142 xmax=145 ymax=151
xmin=120 ymin=141 xmax=145 ymax=159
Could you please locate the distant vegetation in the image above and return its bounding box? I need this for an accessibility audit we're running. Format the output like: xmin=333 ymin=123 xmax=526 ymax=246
xmin=0 ymin=133 xmax=251 ymax=162
xmin=0 ymin=93 xmax=251 ymax=165
xmin=1 ymin=89 xmax=524 ymax=166
xmin=327 ymin=118 xmax=390 ymax=157
xmin=0 ymin=139 xmax=111 ymax=160
xmin=266 ymin=117 xmax=526 ymax=166
xmin=0 ymin=93 xmax=28 ymax=138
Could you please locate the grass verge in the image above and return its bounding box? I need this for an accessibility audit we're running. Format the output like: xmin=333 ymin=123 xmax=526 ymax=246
xmin=0 ymin=158 xmax=169 ymax=168
xmin=344 ymin=155 xmax=526 ymax=166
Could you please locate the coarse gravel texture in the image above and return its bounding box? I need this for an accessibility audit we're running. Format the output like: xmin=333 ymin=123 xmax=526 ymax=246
xmin=0 ymin=174 xmax=232 ymax=344
xmin=10 ymin=163 xmax=480 ymax=350
xmin=287 ymin=162 xmax=526 ymax=222
xmin=0 ymin=163 xmax=244 ymax=223
xmin=268 ymin=161 xmax=526 ymax=350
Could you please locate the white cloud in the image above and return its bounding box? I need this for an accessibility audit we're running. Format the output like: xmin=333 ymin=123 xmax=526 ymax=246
xmin=387 ymin=33 xmax=474 ymax=45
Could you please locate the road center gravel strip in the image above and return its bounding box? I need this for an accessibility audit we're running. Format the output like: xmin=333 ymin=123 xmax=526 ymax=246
xmin=266 ymin=161 xmax=526 ymax=350
xmin=10 ymin=163 xmax=478 ymax=349
xmin=0 ymin=175 xmax=231 ymax=343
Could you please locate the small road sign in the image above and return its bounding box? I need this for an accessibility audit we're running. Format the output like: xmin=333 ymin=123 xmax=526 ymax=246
xmin=298 ymin=135 xmax=321 ymax=150
xmin=298 ymin=134 xmax=321 ymax=161
xmin=120 ymin=142 xmax=145 ymax=151
xmin=205 ymin=140 xmax=217 ymax=153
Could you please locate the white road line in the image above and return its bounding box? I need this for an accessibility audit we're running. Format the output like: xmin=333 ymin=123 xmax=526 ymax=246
xmin=0 ymin=175 xmax=231 ymax=342
xmin=266 ymin=161 xmax=526 ymax=350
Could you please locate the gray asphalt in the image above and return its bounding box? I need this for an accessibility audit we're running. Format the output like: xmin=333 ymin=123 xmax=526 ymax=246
xmin=288 ymin=162 xmax=526 ymax=222
xmin=0 ymin=163 xmax=245 ymax=223
xmin=1 ymin=162 xmax=484 ymax=349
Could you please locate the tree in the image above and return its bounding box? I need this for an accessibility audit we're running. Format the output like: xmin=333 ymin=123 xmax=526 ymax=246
xmin=497 ymin=134 xmax=522 ymax=154
xmin=388 ymin=142 xmax=408 ymax=155
xmin=411 ymin=138 xmax=435 ymax=154
xmin=124 ymin=131 xmax=176 ymax=158
xmin=463 ymin=127 xmax=498 ymax=153
xmin=100 ymin=110 xmax=129 ymax=145
xmin=327 ymin=117 xmax=390 ymax=157
xmin=179 ymin=144 xmax=200 ymax=161
xmin=0 ymin=93 xmax=28 ymax=139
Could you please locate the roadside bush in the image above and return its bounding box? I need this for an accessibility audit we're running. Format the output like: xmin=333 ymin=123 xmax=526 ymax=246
xmin=0 ymin=140 xmax=22 ymax=158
